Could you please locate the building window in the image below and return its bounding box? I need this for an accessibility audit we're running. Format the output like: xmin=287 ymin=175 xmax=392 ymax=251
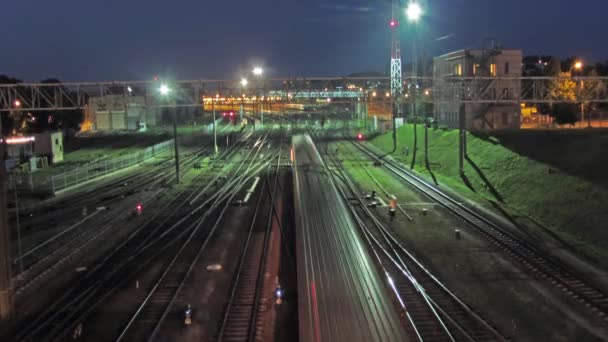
xmin=502 ymin=88 xmax=509 ymax=99
xmin=505 ymin=62 xmax=510 ymax=74
xmin=490 ymin=63 xmax=497 ymax=76
xmin=454 ymin=63 xmax=462 ymax=76
xmin=473 ymin=64 xmax=479 ymax=75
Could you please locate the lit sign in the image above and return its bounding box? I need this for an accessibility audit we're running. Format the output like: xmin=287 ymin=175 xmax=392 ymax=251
xmin=1 ymin=136 xmax=35 ymax=144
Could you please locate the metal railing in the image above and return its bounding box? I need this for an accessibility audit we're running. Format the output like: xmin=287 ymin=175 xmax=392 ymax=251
xmin=49 ymin=139 xmax=173 ymax=193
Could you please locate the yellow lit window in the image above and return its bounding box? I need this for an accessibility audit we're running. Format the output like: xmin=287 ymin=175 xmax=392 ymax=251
xmin=453 ymin=63 xmax=462 ymax=75
xmin=490 ymin=64 xmax=497 ymax=76
xmin=473 ymin=64 xmax=480 ymax=75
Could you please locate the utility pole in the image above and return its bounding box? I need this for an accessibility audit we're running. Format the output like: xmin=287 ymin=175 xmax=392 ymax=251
xmin=172 ymin=107 xmax=180 ymax=184
xmin=458 ymin=103 xmax=466 ymax=177
xmin=212 ymin=98 xmax=218 ymax=155
xmin=410 ymin=25 xmax=418 ymax=170
xmin=0 ymin=117 xmax=14 ymax=320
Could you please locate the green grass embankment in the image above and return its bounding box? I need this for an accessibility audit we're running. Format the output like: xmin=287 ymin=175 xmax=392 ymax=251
xmin=370 ymin=124 xmax=608 ymax=265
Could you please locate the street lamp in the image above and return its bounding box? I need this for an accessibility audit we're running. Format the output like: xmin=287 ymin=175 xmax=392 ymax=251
xmin=13 ymin=100 xmax=21 ymax=108
xmin=240 ymin=78 xmax=248 ymax=87
xmin=574 ymin=61 xmax=583 ymax=70
xmin=159 ymin=84 xmax=180 ymax=184
xmin=406 ymin=2 xmax=423 ymax=22
xmin=406 ymin=1 xmax=423 ymax=170
xmin=252 ymin=67 xmax=264 ymax=125
xmin=159 ymin=84 xmax=170 ymax=96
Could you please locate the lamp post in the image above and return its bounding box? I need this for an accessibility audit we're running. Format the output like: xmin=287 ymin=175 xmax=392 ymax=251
xmin=159 ymin=84 xmax=180 ymax=184
xmin=240 ymin=78 xmax=248 ymax=122
xmin=571 ymin=61 xmax=589 ymax=128
xmin=253 ymin=67 xmax=264 ymax=126
xmin=406 ymin=1 xmax=422 ymax=170
xmin=213 ymin=94 xmax=219 ymax=154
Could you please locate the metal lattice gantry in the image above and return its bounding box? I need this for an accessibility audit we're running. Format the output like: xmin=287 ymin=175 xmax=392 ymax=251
xmin=0 ymin=78 xmax=384 ymax=112
xmin=1 ymin=76 xmax=608 ymax=112
xmin=389 ymin=0 xmax=403 ymax=100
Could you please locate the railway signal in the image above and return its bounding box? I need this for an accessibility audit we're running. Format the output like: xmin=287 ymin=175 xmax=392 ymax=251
xmin=136 ymin=203 xmax=143 ymax=216
xmin=357 ymin=133 xmax=364 ymax=140
xmin=275 ymin=285 xmax=284 ymax=304
xmin=185 ymin=304 xmax=192 ymax=325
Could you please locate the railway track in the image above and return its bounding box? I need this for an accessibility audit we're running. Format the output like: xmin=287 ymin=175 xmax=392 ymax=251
xmin=215 ymin=140 xmax=284 ymax=342
xmin=11 ymin=145 xmax=203 ymax=241
xmin=11 ymin=133 xmax=259 ymax=341
xmin=351 ymin=141 xmax=608 ymax=322
xmin=319 ymin=138 xmax=507 ymax=342
xmin=11 ymin=146 xmax=214 ymax=297
xmin=113 ymin=132 xmax=279 ymax=342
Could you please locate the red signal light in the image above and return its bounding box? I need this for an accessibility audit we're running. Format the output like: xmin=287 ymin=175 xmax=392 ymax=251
xmin=136 ymin=203 xmax=143 ymax=215
xmin=229 ymin=112 xmax=234 ymax=117
xmin=389 ymin=19 xmax=398 ymax=28
xmin=357 ymin=133 xmax=364 ymax=140
xmin=223 ymin=112 xmax=227 ymax=117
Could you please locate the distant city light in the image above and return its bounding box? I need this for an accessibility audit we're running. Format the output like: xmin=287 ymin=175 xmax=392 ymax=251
xmin=240 ymin=78 xmax=248 ymax=86
xmin=159 ymin=84 xmax=170 ymax=95
xmin=406 ymin=2 xmax=422 ymax=22
xmin=253 ymin=67 xmax=263 ymax=76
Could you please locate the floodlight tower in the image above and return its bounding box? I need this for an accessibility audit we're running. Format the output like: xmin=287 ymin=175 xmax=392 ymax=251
xmin=390 ymin=0 xmax=403 ymax=104
xmin=389 ymin=0 xmax=403 ymax=152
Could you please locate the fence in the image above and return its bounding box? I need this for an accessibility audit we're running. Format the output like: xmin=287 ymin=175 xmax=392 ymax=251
xmin=48 ymin=139 xmax=174 ymax=193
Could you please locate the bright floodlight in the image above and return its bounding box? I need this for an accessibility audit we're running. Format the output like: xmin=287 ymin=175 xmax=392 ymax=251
xmin=406 ymin=2 xmax=422 ymax=22
xmin=574 ymin=61 xmax=583 ymax=70
xmin=241 ymin=78 xmax=248 ymax=86
xmin=159 ymin=84 xmax=170 ymax=95
xmin=253 ymin=67 xmax=263 ymax=76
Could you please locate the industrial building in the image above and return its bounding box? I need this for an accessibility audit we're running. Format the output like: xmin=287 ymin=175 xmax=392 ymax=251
xmin=433 ymin=48 xmax=523 ymax=130
xmin=87 ymin=95 xmax=158 ymax=131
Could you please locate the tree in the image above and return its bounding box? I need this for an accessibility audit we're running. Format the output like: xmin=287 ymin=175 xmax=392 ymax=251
xmin=0 ymin=75 xmax=23 ymax=135
xmin=552 ymin=103 xmax=578 ymax=125
xmin=549 ymin=73 xmax=577 ymax=101
xmin=24 ymin=79 xmax=84 ymax=133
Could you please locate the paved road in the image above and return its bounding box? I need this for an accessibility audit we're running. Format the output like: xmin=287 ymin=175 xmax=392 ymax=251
xmin=292 ymin=135 xmax=408 ymax=342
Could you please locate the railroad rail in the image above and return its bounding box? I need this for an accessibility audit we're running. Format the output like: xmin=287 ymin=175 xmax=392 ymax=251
xmin=351 ymin=141 xmax=608 ymax=322
xmin=216 ymin=139 xmax=284 ymax=342
xmin=11 ymin=146 xmax=214 ymax=301
xmin=319 ymin=139 xmax=506 ymax=342
xmin=11 ymin=131 xmax=260 ymax=341
xmin=115 ymin=132 xmax=279 ymax=342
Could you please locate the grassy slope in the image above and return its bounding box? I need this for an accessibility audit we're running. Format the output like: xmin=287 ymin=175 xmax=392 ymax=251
xmin=370 ymin=124 xmax=608 ymax=264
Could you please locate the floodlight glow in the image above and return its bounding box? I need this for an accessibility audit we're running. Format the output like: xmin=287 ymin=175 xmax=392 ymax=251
xmin=406 ymin=2 xmax=422 ymax=22
xmin=159 ymin=84 xmax=170 ymax=95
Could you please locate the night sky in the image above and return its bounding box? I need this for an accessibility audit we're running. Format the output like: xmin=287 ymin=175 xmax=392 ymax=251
xmin=1 ymin=0 xmax=605 ymax=82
